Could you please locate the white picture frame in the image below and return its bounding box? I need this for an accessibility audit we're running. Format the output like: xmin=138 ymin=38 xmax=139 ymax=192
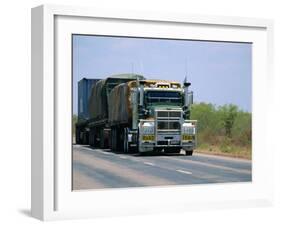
xmin=31 ymin=4 xmax=274 ymax=221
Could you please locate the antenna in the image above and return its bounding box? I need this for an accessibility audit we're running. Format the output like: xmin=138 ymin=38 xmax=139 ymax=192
xmin=183 ymin=58 xmax=191 ymax=87
xmin=136 ymin=72 xmax=140 ymax=86
xmin=139 ymin=60 xmax=144 ymax=76
xmin=184 ymin=76 xmax=188 ymax=85
xmin=131 ymin=62 xmax=134 ymax=75
xmin=185 ymin=57 xmax=188 ymax=78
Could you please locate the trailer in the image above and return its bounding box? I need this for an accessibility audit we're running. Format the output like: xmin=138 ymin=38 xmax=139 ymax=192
xmin=75 ymin=74 xmax=145 ymax=147
xmin=75 ymin=78 xmax=100 ymax=144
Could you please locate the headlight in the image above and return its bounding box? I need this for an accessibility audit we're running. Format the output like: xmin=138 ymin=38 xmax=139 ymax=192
xmin=182 ymin=123 xmax=196 ymax=135
xmin=141 ymin=121 xmax=155 ymax=134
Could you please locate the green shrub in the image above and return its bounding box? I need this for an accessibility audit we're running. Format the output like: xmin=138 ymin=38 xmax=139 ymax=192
xmin=191 ymin=102 xmax=251 ymax=151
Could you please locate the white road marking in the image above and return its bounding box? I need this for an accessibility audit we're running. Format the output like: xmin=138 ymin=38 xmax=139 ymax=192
xmin=81 ymin=147 xmax=100 ymax=153
xmin=119 ymin=156 xmax=128 ymax=159
xmin=176 ymin=169 xmax=192 ymax=175
xmin=160 ymin=156 xmax=251 ymax=175
xmin=101 ymin=151 xmax=113 ymax=155
xmin=143 ymin=162 xmax=155 ymax=166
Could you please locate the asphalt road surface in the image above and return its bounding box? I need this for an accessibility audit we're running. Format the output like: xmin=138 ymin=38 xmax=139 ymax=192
xmin=73 ymin=145 xmax=252 ymax=190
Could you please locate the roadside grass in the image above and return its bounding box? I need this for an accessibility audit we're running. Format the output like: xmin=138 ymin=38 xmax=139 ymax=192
xmin=195 ymin=142 xmax=251 ymax=160
xmin=194 ymin=132 xmax=251 ymax=160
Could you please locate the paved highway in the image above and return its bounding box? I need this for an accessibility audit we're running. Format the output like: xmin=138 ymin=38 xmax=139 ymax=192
xmin=73 ymin=145 xmax=252 ymax=190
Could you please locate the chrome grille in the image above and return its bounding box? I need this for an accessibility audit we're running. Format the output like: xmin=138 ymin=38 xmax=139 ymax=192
xmin=156 ymin=110 xmax=182 ymax=132
xmin=169 ymin=111 xmax=181 ymax=118
xmin=157 ymin=111 xmax=169 ymax=117
xmin=157 ymin=121 xmax=180 ymax=130
xmin=157 ymin=111 xmax=181 ymax=118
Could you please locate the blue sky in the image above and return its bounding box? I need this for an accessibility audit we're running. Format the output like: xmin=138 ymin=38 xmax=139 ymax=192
xmin=73 ymin=35 xmax=252 ymax=113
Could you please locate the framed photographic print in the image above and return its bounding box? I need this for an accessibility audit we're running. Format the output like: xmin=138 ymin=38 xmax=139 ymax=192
xmin=31 ymin=4 xmax=274 ymax=221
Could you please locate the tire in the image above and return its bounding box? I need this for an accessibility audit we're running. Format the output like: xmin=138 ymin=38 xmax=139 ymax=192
xmin=116 ymin=127 xmax=122 ymax=152
xmin=123 ymin=128 xmax=129 ymax=153
xmin=103 ymin=129 xmax=110 ymax=148
xmin=89 ymin=128 xmax=98 ymax=147
xmin=75 ymin=126 xmax=81 ymax=144
xmin=111 ymin=127 xmax=121 ymax=152
xmin=185 ymin=150 xmax=193 ymax=156
xmin=137 ymin=128 xmax=141 ymax=154
xmin=89 ymin=128 xmax=94 ymax=146
xmin=82 ymin=131 xmax=89 ymax=144
xmin=111 ymin=127 xmax=117 ymax=152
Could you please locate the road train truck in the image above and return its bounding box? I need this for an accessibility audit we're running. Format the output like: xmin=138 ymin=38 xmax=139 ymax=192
xmin=75 ymin=73 xmax=197 ymax=155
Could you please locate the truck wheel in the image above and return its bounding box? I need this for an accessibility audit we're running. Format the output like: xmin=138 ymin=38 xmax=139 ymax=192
xmin=137 ymin=128 xmax=140 ymax=154
xmin=111 ymin=127 xmax=117 ymax=152
xmin=111 ymin=127 xmax=121 ymax=152
xmin=185 ymin=150 xmax=193 ymax=156
xmin=82 ymin=131 xmax=89 ymax=144
xmin=123 ymin=128 xmax=129 ymax=153
xmin=89 ymin=128 xmax=94 ymax=146
xmin=116 ymin=127 xmax=122 ymax=152
xmin=75 ymin=127 xmax=81 ymax=144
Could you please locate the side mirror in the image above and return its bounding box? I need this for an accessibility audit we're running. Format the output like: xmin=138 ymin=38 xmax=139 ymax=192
xmin=187 ymin=91 xmax=193 ymax=106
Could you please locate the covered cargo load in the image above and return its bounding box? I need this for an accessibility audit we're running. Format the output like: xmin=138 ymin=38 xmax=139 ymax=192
xmin=88 ymin=79 xmax=107 ymax=120
xmin=108 ymin=81 xmax=136 ymax=126
xmin=78 ymin=78 xmax=100 ymax=121
xmin=88 ymin=74 xmax=145 ymax=121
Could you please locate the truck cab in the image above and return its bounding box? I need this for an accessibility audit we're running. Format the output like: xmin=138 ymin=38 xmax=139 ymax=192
xmin=136 ymin=80 xmax=197 ymax=155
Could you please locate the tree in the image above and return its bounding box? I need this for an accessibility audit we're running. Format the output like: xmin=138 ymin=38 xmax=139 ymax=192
xmin=190 ymin=102 xmax=219 ymax=132
xmin=218 ymin=104 xmax=238 ymax=138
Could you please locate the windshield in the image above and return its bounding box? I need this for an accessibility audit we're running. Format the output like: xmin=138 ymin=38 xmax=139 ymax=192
xmin=145 ymin=91 xmax=182 ymax=106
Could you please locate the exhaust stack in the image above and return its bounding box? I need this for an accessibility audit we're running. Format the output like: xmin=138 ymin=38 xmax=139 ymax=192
xmin=183 ymin=76 xmax=192 ymax=107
